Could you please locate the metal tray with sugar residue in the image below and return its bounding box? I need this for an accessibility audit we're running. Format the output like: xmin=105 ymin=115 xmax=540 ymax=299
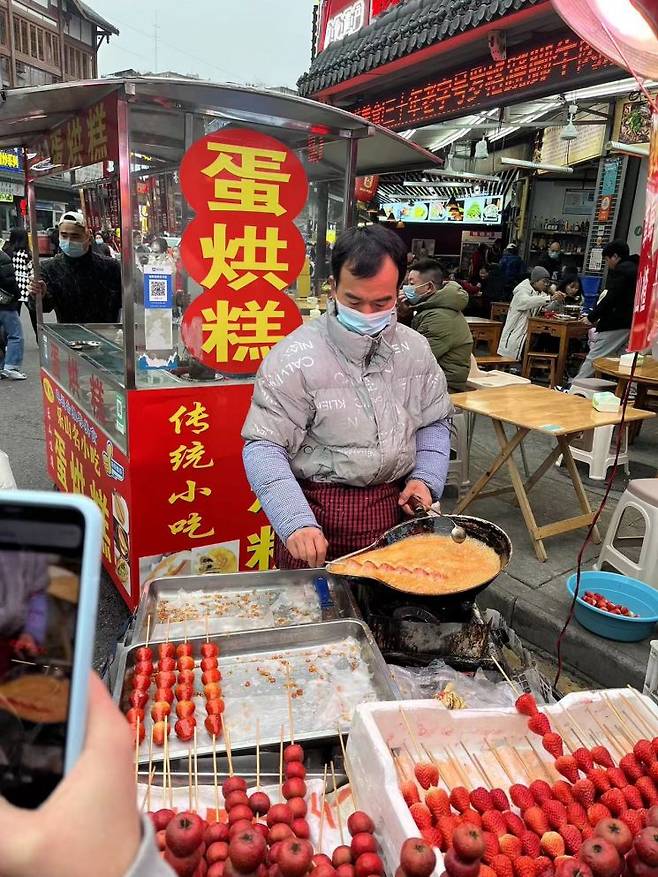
xmin=113 ymin=619 xmax=399 ymax=765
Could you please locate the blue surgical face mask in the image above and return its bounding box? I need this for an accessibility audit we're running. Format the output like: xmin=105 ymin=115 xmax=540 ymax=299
xmin=402 ymin=281 xmax=431 ymax=303
xmin=549 ymin=250 xmax=560 ymax=259
xmin=60 ymin=238 xmax=87 ymax=258
xmin=336 ymin=301 xmax=395 ymax=336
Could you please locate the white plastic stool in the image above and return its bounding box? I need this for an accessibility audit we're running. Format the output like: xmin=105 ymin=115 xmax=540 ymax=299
xmin=555 ymin=379 xmax=630 ymax=481
xmin=446 ymin=411 xmax=469 ymax=495
xmin=596 ymin=479 xmax=658 ymax=588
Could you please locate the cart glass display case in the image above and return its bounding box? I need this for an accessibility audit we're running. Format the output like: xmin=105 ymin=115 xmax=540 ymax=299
xmin=0 ymin=78 xmax=437 ymax=608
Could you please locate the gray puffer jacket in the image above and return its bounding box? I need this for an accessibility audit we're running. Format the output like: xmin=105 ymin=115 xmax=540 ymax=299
xmin=242 ymin=300 xmax=453 ymax=486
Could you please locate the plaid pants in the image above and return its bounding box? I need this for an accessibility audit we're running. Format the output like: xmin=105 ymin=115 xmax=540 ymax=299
xmin=274 ymin=480 xmax=402 ymax=570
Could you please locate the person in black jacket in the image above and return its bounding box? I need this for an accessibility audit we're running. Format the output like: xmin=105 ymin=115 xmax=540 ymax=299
xmin=0 ymin=247 xmax=25 ymax=380
xmin=31 ymin=211 xmax=122 ymax=324
xmin=573 ymin=239 xmax=637 ymax=380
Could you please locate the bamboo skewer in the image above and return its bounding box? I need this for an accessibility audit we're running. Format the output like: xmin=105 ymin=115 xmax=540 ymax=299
xmin=188 ymin=747 xmax=193 ymax=812
xmin=490 ymin=655 xmax=520 ymax=695
xmin=337 ymin=725 xmax=358 ymax=811
xmin=146 ymin=725 xmax=154 ymax=812
xmin=141 ymin=767 xmax=156 ymax=812
xmin=400 ymin=708 xmax=423 ymax=761
xmin=256 ymin=719 xmax=261 ymax=790
xmin=331 ymin=761 xmax=345 ymax=846
xmin=487 ymin=739 xmax=514 ymax=784
xmin=470 ymin=750 xmax=494 ymax=788
xmin=286 ymin=666 xmax=295 ymax=746
xmin=513 ymin=745 xmax=532 ymax=782
xmin=445 ymin=745 xmax=470 ymax=789
xmin=163 ymin=715 xmax=170 ymax=808
xmin=587 ymin=707 xmax=622 ymax=756
xmin=145 ymin=614 xmax=151 ymax=649
xmin=624 ymin=687 xmax=656 ymax=736
xmin=280 ymin=725 xmax=285 ymax=792
xmin=605 ymin=693 xmax=638 ymax=743
xmin=224 ymin=722 xmax=234 ymax=777
xmin=569 ymin=712 xmax=597 ymax=746
xmin=319 ymin=764 xmax=328 ymax=853
xmin=134 ymin=716 xmax=141 ymax=786
xmin=212 ymin=734 xmax=220 ymax=819
xmin=525 ymin=736 xmax=554 ymax=783
xmin=459 ymin=741 xmax=487 ymax=786
xmin=194 ymin=728 xmax=199 ymax=813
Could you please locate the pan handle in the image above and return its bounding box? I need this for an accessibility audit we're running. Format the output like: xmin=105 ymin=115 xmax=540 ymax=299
xmin=409 ymin=495 xmax=429 ymax=518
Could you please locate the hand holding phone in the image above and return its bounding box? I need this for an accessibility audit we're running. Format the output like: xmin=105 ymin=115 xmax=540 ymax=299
xmin=0 ymin=673 xmax=143 ymax=877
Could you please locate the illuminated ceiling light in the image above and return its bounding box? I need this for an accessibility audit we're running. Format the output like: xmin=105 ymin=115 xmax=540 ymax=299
xmin=500 ymin=157 xmax=574 ymax=173
xmin=474 ymin=136 xmax=489 ymax=159
xmin=607 ymin=139 xmax=650 ymax=157
xmin=425 ymin=168 xmax=500 ymax=182
xmin=560 ymin=104 xmax=579 ymax=141
xmin=403 ymin=180 xmax=472 ymax=189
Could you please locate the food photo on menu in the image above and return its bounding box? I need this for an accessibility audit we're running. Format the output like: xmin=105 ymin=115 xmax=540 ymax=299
xmin=0 ymin=551 xmax=79 ymax=807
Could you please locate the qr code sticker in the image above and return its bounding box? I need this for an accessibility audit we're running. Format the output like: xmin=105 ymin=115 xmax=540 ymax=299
xmin=149 ymin=278 xmax=168 ymax=302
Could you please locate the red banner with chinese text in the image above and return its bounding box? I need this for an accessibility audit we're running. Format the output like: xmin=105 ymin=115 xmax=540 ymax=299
xmin=629 ymin=111 xmax=658 ymax=352
xmin=29 ymin=94 xmax=119 ymax=178
xmin=41 ymin=371 xmax=133 ymax=601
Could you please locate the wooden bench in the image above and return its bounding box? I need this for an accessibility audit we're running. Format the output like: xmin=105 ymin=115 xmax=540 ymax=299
xmin=475 ymin=354 xmax=518 ymax=370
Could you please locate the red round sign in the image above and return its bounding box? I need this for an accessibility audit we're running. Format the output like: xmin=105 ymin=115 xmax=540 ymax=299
xmin=180 ymin=214 xmax=307 ymax=295
xmin=180 ymin=287 xmax=303 ymax=376
xmin=179 ymin=127 xmax=309 ymax=220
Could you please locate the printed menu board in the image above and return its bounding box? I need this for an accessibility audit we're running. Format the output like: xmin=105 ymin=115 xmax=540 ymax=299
xmin=382 ymin=196 xmax=502 ymax=225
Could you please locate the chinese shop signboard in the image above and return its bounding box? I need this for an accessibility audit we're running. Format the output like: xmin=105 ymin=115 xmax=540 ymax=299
xmin=180 ymin=128 xmax=305 ymax=375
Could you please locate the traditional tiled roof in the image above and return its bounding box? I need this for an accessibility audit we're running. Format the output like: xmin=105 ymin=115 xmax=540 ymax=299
xmin=298 ymin=0 xmax=543 ymax=97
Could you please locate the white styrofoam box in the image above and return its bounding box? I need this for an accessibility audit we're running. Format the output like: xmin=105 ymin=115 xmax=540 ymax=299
xmin=347 ymin=689 xmax=658 ymax=877
xmin=644 ymin=640 xmax=658 ymax=703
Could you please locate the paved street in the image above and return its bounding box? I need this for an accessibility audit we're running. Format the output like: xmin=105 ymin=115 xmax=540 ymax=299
xmin=2 ymin=310 xmax=657 ymax=686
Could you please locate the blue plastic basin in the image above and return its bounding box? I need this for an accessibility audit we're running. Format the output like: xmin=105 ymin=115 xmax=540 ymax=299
xmin=566 ymin=571 xmax=658 ymax=642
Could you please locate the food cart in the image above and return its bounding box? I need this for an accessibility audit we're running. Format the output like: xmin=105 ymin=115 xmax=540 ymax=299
xmin=0 ymin=78 xmax=440 ymax=609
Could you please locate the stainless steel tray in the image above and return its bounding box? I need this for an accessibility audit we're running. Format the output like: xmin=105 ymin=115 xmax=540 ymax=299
xmin=127 ymin=569 xmax=358 ymax=646
xmin=114 ymin=619 xmax=399 ymax=765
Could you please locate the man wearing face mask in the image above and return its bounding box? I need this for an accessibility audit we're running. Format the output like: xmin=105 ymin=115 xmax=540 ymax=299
xmin=242 ymin=226 xmax=453 ymax=569
xmin=538 ymin=241 xmax=564 ymax=282
xmin=31 ymin=212 xmax=122 ymax=324
xmin=401 ymin=259 xmax=473 ymax=393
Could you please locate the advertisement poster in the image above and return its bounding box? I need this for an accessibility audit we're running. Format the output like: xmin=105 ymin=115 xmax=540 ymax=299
xmin=629 ymin=111 xmax=658 ymax=353
xmin=383 ymin=196 xmax=502 ymax=225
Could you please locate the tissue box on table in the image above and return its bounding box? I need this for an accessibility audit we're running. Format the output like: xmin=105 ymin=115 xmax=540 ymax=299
xmin=592 ymin=392 xmax=621 ymax=412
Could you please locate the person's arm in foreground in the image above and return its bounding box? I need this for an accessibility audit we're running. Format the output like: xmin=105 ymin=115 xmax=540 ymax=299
xmin=399 ymin=420 xmax=451 ymax=513
xmin=0 ymin=673 xmax=174 ymax=877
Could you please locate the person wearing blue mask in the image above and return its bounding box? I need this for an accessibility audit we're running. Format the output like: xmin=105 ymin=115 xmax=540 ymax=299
xmin=242 ymin=225 xmax=453 ymax=570
xmin=31 ymin=211 xmax=121 ymax=324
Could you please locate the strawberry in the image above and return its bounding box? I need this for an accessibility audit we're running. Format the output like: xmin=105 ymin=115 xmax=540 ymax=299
xmin=572 ymin=779 xmax=596 ymax=808
xmin=587 ymin=803 xmax=611 ymax=826
xmin=461 ymin=808 xmax=483 ymax=828
xmin=652 ymin=737 xmax=658 ymax=757
xmin=520 ymin=830 xmax=541 ymax=858
xmin=481 ymin=866 xmax=498 ymax=877
xmin=504 ymin=811 xmax=526 ymax=838
xmin=528 ymin=714 xmax=551 ymax=737
xmin=573 ymin=747 xmax=594 ymax=772
xmin=514 ymin=855 xmax=536 ymax=877
xmin=540 ymin=831 xmax=565 ymax=858
xmin=559 ymin=824 xmax=582 ymax=855
xmin=491 ymin=854 xmax=515 ymax=877
xmin=542 ymin=800 xmax=568 ymax=830
xmin=450 ymin=786 xmax=471 ymax=813
xmin=622 ymin=784 xmax=644 ymax=809
xmin=566 ymin=802 xmax=588 ymax=831
xmin=542 ymin=733 xmax=564 ymax=759
xmin=606 ymin=767 xmax=628 ymax=789
xmin=470 ymin=787 xmax=494 ymax=814
xmin=586 ymin=769 xmax=612 ymax=793
xmin=530 ymin=780 xmax=554 ymax=804
xmin=649 ymin=762 xmax=658 ymax=784
xmin=535 ymin=857 xmax=553 ymax=877
xmin=620 ymin=809 xmax=644 ymax=836
xmin=437 ymin=815 xmax=458 ymax=848
xmin=639 ymin=807 xmax=649 ymax=827
xmin=581 ymin=824 xmax=594 ymax=840
xmin=400 ymin=779 xmax=420 ymax=807
xmin=636 ymin=776 xmax=658 ymax=805
xmin=620 ymin=754 xmax=644 ymax=782
xmin=635 ymin=739 xmax=655 ymax=766
xmin=425 ymin=787 xmax=451 ymax=821
xmin=591 ymin=745 xmax=615 ymax=768
xmin=552 ymin=782 xmax=575 ymax=806
xmin=482 ymin=831 xmax=501 ymax=864
xmin=523 ymin=806 xmax=550 ymax=836
xmin=515 ymin=693 xmax=539 ymax=716
xmin=510 ymin=784 xmax=535 ymax=811
xmin=410 ymin=802 xmax=433 ymax=830
xmin=600 ymin=788 xmax=627 ymax=816
xmin=483 ymin=810 xmax=508 ymax=837
xmin=555 ymin=756 xmax=579 ymax=784
xmin=414 ymin=762 xmax=439 ymax=790
xmin=421 ymin=826 xmax=443 ymax=849
xmin=499 ymin=834 xmax=523 ymax=860
xmin=491 ymin=788 xmax=511 ymax=812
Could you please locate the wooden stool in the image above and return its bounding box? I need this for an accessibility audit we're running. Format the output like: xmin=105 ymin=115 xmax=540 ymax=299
xmin=524 ymin=352 xmax=558 ymax=387
xmin=490 ymin=302 xmax=510 ymax=322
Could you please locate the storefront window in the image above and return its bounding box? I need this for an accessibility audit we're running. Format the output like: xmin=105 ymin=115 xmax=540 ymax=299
xmin=0 ymin=10 xmax=7 ymax=46
xmin=15 ymin=60 xmax=55 ymax=87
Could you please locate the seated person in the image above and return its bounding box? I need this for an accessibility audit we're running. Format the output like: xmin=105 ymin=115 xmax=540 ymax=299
xmin=401 ymin=258 xmax=473 ymax=392
xmin=498 ymin=266 xmax=565 ymax=361
xmin=547 ymin=274 xmax=583 ymax=314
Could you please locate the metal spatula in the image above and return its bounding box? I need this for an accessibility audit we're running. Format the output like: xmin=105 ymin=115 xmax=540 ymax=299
xmin=409 ymin=496 xmax=467 ymax=544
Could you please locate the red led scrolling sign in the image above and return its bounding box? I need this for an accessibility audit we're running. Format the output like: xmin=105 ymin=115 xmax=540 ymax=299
xmin=354 ymin=36 xmax=617 ymax=132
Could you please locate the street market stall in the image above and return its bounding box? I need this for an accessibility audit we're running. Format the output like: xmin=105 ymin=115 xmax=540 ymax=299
xmin=0 ymin=78 xmax=440 ymax=609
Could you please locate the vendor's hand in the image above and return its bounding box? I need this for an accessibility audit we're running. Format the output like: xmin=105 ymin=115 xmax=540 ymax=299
xmin=0 ymin=673 xmax=142 ymax=877
xmin=30 ymin=278 xmax=46 ymax=298
xmin=580 ymin=315 xmax=592 ymax=325
xmin=13 ymin=632 xmax=39 ymax=657
xmin=396 ymin=294 xmax=412 ymax=321
xmin=551 ymin=291 xmax=566 ymax=302
xmin=286 ymin=527 xmax=328 ymax=568
xmin=399 ymin=480 xmax=433 ymax=516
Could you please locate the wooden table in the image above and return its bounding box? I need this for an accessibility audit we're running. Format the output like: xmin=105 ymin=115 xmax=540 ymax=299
xmin=451 ymin=384 xmax=655 ymax=562
xmin=522 ymin=317 xmax=589 ymax=387
xmin=594 ymin=356 xmax=658 ymax=442
xmin=475 ymin=353 xmax=518 ymax=369
xmin=466 ymin=317 xmax=502 ymax=355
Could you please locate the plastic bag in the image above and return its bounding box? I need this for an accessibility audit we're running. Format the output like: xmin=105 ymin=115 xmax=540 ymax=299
xmin=388 ymin=658 xmax=518 ymax=710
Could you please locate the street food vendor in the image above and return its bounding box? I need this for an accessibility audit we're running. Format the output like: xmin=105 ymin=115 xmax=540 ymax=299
xmin=242 ymin=225 xmax=454 ymax=570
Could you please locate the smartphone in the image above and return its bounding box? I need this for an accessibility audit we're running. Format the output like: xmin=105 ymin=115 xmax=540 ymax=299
xmin=0 ymin=490 xmax=101 ymax=808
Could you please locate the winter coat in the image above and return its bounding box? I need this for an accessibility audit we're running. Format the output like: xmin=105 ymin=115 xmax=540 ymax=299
xmin=41 ymin=249 xmax=122 ymax=323
xmin=0 ymin=550 xmax=48 ymax=641
xmin=498 ymin=278 xmax=551 ymax=360
xmin=242 ymin=300 xmax=453 ymax=488
xmin=9 ymin=249 xmax=32 ymax=302
xmin=589 ymin=257 xmax=638 ymax=332
xmin=499 ymin=251 xmax=527 ymax=295
xmin=410 ymin=281 xmax=473 ymax=392
xmin=0 ymin=250 xmax=20 ymax=312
